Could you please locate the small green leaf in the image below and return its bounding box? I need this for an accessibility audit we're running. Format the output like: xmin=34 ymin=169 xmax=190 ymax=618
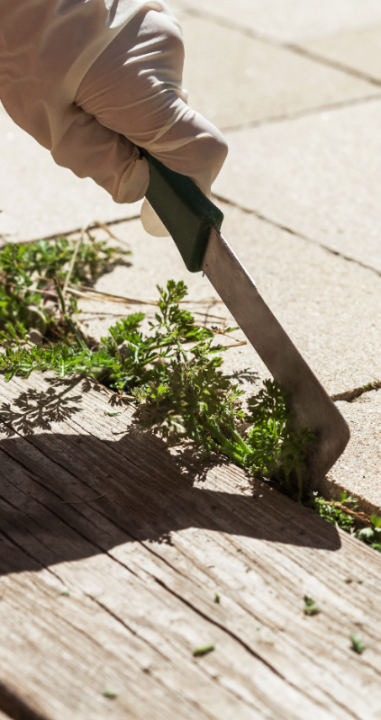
xmin=214 ymin=593 xmax=220 ymax=604
xmin=193 ymin=644 xmax=215 ymax=657
xmin=370 ymin=514 xmax=381 ymax=529
xmin=357 ymin=527 xmax=374 ymax=542
xmin=106 ymin=411 xmax=121 ymax=417
xmin=350 ymin=634 xmax=365 ymax=654
xmin=61 ymin=590 xmax=70 ymax=597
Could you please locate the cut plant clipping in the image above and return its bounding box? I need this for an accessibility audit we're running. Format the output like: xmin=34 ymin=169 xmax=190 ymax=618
xmin=350 ymin=635 xmax=365 ymax=655
xmin=193 ymin=644 xmax=215 ymax=657
xmin=103 ymin=689 xmax=118 ymax=699
xmin=303 ymin=596 xmax=321 ymax=616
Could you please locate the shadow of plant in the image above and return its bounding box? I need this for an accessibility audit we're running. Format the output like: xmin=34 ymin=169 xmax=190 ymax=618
xmin=0 ymin=381 xmax=83 ymax=435
xmin=226 ymin=368 xmax=260 ymax=385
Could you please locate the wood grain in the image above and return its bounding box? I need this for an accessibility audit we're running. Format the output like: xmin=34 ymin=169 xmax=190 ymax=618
xmin=0 ymin=372 xmax=381 ymax=720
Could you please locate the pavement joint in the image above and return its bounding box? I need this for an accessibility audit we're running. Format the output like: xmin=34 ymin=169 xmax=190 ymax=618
xmin=289 ymin=42 xmax=381 ymax=89
xmin=181 ymin=6 xmax=381 ymax=89
xmin=0 ymin=213 xmax=141 ymax=248
xmin=14 ymin=191 xmax=381 ymax=284
xmin=212 ymin=193 xmax=381 ymax=280
xmin=218 ymin=92 xmax=381 ymax=134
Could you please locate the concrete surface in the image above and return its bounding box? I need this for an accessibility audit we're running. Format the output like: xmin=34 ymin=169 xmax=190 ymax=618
xmin=182 ymin=16 xmax=376 ymax=130
xmin=303 ymin=26 xmax=381 ymax=83
xmin=0 ymin=105 xmax=141 ymax=243
xmin=177 ymin=0 xmax=381 ymax=42
xmin=214 ymin=99 xmax=381 ymax=273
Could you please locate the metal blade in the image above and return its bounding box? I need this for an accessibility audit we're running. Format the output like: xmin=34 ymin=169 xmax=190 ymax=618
xmin=202 ymin=227 xmax=349 ymax=489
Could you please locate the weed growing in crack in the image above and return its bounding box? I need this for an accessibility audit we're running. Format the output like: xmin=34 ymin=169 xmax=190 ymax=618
xmin=357 ymin=514 xmax=381 ymax=551
xmin=305 ymin=491 xmax=358 ymax=532
xmin=306 ymin=492 xmax=381 ymax=553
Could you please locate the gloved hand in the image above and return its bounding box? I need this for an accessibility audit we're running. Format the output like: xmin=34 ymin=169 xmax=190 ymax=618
xmin=0 ymin=0 xmax=228 ymax=236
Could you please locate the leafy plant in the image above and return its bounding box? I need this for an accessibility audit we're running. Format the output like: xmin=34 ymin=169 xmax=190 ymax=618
xmin=357 ymin=514 xmax=381 ymax=551
xmin=306 ymin=493 xmax=381 ymax=554
xmin=131 ymin=286 xmax=313 ymax=492
xmin=0 ymin=235 xmax=129 ymax=343
xmin=306 ymin=492 xmax=358 ymax=533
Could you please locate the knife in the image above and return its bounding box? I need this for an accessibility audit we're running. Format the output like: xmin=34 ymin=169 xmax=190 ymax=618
xmin=141 ymin=149 xmax=350 ymax=490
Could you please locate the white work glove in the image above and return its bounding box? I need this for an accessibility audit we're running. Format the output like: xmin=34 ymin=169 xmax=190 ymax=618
xmin=0 ymin=0 xmax=228 ymax=236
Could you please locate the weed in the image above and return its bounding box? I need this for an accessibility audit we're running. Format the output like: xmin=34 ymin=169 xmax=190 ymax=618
xmin=307 ymin=493 xmax=381 ymax=553
xmin=305 ymin=492 xmax=358 ymax=533
xmin=0 ymin=235 xmax=129 ymax=345
xmin=357 ymin=514 xmax=381 ymax=551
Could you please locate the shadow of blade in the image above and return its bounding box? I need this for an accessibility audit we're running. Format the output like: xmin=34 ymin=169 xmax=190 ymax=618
xmin=0 ymin=428 xmax=341 ymax=576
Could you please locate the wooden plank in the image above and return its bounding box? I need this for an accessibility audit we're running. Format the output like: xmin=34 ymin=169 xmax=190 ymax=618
xmin=1 ymin=373 xmax=381 ymax=719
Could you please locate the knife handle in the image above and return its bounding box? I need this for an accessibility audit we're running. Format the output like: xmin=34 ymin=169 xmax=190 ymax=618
xmin=140 ymin=148 xmax=224 ymax=273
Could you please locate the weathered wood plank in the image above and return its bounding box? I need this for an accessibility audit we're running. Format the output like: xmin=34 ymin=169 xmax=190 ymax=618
xmin=1 ymin=373 xmax=381 ymax=719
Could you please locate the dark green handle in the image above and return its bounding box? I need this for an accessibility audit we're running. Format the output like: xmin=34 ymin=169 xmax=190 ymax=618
xmin=140 ymin=148 xmax=224 ymax=273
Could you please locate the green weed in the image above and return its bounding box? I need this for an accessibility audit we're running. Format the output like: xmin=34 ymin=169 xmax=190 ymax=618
xmin=0 ymin=236 xmax=129 ymax=344
xmin=357 ymin=514 xmax=381 ymax=551
xmin=306 ymin=492 xmax=358 ymax=533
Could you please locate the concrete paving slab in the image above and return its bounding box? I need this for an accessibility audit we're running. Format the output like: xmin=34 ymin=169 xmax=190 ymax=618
xmin=176 ymin=0 xmax=381 ymax=42
xmin=214 ymin=98 xmax=381 ymax=273
xmin=0 ymin=105 xmax=141 ymax=243
xmin=302 ymin=26 xmax=381 ymax=83
xmin=78 ymin=203 xmax=381 ymax=510
xmin=324 ymin=392 xmax=381 ymax=515
xmin=181 ymin=17 xmax=376 ymax=130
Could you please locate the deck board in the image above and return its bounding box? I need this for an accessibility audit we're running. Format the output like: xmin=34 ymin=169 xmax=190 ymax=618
xmin=1 ymin=373 xmax=381 ymax=720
